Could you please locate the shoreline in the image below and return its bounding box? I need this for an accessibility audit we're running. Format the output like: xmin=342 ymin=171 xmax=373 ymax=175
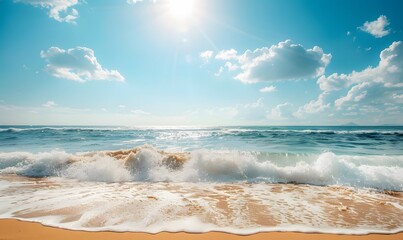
xmin=1 ymin=219 xmax=402 ymax=240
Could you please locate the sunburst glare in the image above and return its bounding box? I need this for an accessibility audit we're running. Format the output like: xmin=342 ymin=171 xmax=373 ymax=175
xmin=169 ymin=0 xmax=195 ymax=21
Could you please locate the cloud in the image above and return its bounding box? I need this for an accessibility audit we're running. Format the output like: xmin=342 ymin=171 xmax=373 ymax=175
xmin=40 ymin=47 xmax=125 ymax=82
xmin=127 ymin=0 xmax=156 ymax=4
xmin=267 ymin=102 xmax=293 ymax=120
xmin=224 ymin=62 xmax=238 ymax=71
xmin=212 ymin=40 xmax=331 ymax=84
xmin=294 ymin=92 xmax=330 ymax=118
xmin=200 ymin=50 xmax=213 ymax=62
xmin=216 ymin=49 xmax=238 ymax=60
xmin=42 ymin=101 xmax=57 ymax=108
xmin=15 ymin=0 xmax=79 ymax=23
xmin=131 ymin=109 xmax=151 ymax=115
xmin=259 ymin=85 xmax=277 ymax=93
xmin=318 ymin=41 xmax=402 ymax=92
xmin=307 ymin=41 xmax=403 ymax=120
xmin=127 ymin=0 xmax=143 ymax=3
xmin=334 ymin=82 xmax=369 ymax=109
xmin=233 ymin=98 xmax=268 ymax=121
xmin=359 ymin=15 xmax=391 ymax=38
xmin=236 ymin=40 xmax=331 ymax=83
xmin=317 ymin=73 xmax=350 ymax=92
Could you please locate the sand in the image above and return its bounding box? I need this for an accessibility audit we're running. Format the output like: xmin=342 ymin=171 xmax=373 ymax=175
xmin=0 ymin=219 xmax=402 ymax=240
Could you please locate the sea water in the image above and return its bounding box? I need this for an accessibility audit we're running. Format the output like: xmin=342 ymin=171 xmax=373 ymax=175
xmin=0 ymin=125 xmax=402 ymax=234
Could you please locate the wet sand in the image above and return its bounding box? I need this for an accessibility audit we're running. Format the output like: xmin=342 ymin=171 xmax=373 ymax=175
xmin=1 ymin=219 xmax=402 ymax=240
xmin=1 ymin=175 xmax=402 ymax=234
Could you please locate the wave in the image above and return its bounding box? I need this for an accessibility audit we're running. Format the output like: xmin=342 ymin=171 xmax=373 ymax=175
xmin=0 ymin=146 xmax=402 ymax=190
xmin=223 ymin=128 xmax=403 ymax=135
xmin=0 ymin=127 xmax=129 ymax=133
xmin=1 ymin=126 xmax=402 ymax=135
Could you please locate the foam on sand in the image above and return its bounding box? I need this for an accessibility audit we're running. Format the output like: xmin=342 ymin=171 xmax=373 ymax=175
xmin=0 ymin=175 xmax=402 ymax=234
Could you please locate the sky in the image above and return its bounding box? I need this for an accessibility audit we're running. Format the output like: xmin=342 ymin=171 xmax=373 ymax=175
xmin=0 ymin=0 xmax=402 ymax=126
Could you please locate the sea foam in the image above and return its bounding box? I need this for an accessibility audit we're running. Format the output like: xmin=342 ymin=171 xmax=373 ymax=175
xmin=0 ymin=146 xmax=402 ymax=190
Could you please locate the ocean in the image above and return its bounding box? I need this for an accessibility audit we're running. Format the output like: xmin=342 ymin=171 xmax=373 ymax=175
xmin=0 ymin=125 xmax=402 ymax=234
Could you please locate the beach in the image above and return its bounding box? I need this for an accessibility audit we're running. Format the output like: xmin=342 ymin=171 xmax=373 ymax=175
xmin=0 ymin=174 xmax=402 ymax=236
xmin=2 ymin=219 xmax=403 ymax=240
xmin=2 ymin=0 xmax=403 ymax=238
xmin=0 ymin=126 xmax=402 ymax=238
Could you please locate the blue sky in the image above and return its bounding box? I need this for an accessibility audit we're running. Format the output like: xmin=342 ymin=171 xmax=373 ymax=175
xmin=0 ymin=0 xmax=402 ymax=126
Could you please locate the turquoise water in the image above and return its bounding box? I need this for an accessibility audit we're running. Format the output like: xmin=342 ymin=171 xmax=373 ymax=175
xmin=0 ymin=125 xmax=402 ymax=190
xmin=0 ymin=126 xmax=402 ymax=233
xmin=0 ymin=125 xmax=402 ymax=155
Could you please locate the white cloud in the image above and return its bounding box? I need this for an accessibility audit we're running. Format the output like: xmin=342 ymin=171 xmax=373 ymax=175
xmin=294 ymin=92 xmax=330 ymax=118
xmin=234 ymin=40 xmax=331 ymax=83
xmin=119 ymin=105 xmax=126 ymax=109
xmin=200 ymin=50 xmax=214 ymax=62
xmin=259 ymin=85 xmax=277 ymax=93
xmin=216 ymin=49 xmax=239 ymax=60
xmin=267 ymin=102 xmax=293 ymax=120
xmin=232 ymin=98 xmax=267 ymax=121
xmin=42 ymin=101 xmax=57 ymax=108
xmin=317 ymin=73 xmax=350 ymax=92
xmin=15 ymin=0 xmax=79 ymax=23
xmin=127 ymin=0 xmax=156 ymax=4
xmin=215 ymin=66 xmax=224 ymax=77
xmin=131 ymin=109 xmax=151 ymax=115
xmin=41 ymin=46 xmax=125 ymax=82
xmin=206 ymin=40 xmax=331 ymax=84
xmin=318 ymin=41 xmax=402 ymax=92
xmin=334 ymin=83 xmax=369 ymax=109
xmin=359 ymin=15 xmax=391 ymax=38
xmin=312 ymin=41 xmax=403 ymax=119
xmin=214 ymin=62 xmax=238 ymax=76
xmin=224 ymin=62 xmax=238 ymax=71
xmin=127 ymin=0 xmax=143 ymax=3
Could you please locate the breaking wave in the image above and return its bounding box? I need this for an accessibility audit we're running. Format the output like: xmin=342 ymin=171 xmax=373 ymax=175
xmin=0 ymin=146 xmax=402 ymax=191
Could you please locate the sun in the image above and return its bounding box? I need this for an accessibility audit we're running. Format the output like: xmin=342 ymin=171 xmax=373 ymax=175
xmin=169 ymin=0 xmax=195 ymax=21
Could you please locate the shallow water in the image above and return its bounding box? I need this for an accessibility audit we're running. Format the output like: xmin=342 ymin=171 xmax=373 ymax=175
xmin=0 ymin=175 xmax=402 ymax=234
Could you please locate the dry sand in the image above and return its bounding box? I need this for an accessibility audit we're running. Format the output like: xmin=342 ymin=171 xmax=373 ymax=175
xmin=1 ymin=219 xmax=402 ymax=240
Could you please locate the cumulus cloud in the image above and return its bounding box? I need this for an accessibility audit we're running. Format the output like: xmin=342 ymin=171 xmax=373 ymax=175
xmin=216 ymin=49 xmax=239 ymax=60
xmin=312 ymin=41 xmax=403 ymax=117
xmin=359 ymin=15 xmax=391 ymax=38
xmin=236 ymin=40 xmax=331 ymax=83
xmin=334 ymin=83 xmax=369 ymax=109
xmin=267 ymin=102 xmax=293 ymax=120
xmin=42 ymin=101 xmax=57 ymax=108
xmin=294 ymin=92 xmax=330 ymax=118
xmin=15 ymin=0 xmax=79 ymax=23
xmin=40 ymin=46 xmax=125 ymax=82
xmin=318 ymin=41 xmax=402 ymax=92
xmin=259 ymin=85 xmax=277 ymax=93
xmin=200 ymin=50 xmax=214 ymax=62
xmin=224 ymin=62 xmax=238 ymax=71
xmin=213 ymin=40 xmax=331 ymax=84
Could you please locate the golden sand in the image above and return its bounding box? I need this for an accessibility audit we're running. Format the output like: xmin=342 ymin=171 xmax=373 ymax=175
xmin=1 ymin=219 xmax=402 ymax=240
